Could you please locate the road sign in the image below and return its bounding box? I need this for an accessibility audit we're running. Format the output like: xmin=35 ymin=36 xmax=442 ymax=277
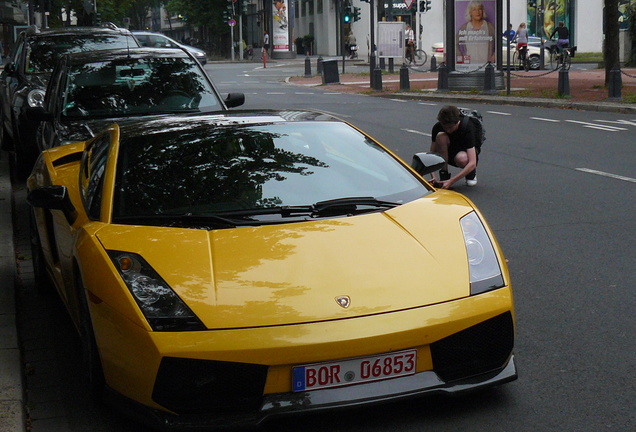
xmin=228 ymin=19 xmax=236 ymax=26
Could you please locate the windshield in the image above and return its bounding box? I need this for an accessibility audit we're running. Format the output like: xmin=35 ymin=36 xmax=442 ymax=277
xmin=112 ymin=122 xmax=428 ymax=226
xmin=26 ymin=33 xmax=135 ymax=74
xmin=62 ymin=56 xmax=222 ymax=118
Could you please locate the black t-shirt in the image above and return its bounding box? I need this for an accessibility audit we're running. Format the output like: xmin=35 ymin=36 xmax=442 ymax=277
xmin=431 ymin=117 xmax=478 ymax=154
xmin=552 ymin=26 xmax=569 ymax=40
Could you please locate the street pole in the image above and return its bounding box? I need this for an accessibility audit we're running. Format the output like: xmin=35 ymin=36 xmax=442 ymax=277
xmin=239 ymin=14 xmax=244 ymax=60
xmin=506 ymin=0 xmax=510 ymax=95
xmin=342 ymin=0 xmax=346 ymax=74
xmin=369 ymin=0 xmax=375 ymax=88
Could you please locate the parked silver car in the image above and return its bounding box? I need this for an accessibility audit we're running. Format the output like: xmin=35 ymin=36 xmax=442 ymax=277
xmin=132 ymin=31 xmax=207 ymax=65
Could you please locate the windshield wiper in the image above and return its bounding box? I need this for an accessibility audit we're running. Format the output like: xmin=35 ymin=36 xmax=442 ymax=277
xmin=313 ymin=197 xmax=400 ymax=213
xmin=214 ymin=197 xmax=401 ymax=219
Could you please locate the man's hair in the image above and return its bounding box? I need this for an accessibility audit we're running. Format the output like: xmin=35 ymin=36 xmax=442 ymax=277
xmin=437 ymin=105 xmax=460 ymax=124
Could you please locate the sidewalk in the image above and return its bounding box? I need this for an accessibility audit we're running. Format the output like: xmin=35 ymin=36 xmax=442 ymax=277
xmin=287 ymin=59 xmax=636 ymax=113
xmin=0 ymin=153 xmax=24 ymax=431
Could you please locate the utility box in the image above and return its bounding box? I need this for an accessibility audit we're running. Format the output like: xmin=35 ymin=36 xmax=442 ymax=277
xmin=377 ymin=22 xmax=405 ymax=59
xmin=321 ymin=60 xmax=339 ymax=84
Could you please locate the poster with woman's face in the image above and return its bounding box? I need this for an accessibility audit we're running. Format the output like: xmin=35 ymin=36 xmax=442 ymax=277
xmin=455 ymin=0 xmax=497 ymax=72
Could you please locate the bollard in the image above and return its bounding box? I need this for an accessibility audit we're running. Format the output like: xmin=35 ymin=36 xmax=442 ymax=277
xmin=608 ymin=67 xmax=622 ymax=100
xmin=400 ymin=63 xmax=410 ymax=91
xmin=372 ymin=67 xmax=383 ymax=91
xmin=437 ymin=63 xmax=448 ymax=92
xmin=483 ymin=63 xmax=496 ymax=94
xmin=430 ymin=54 xmax=437 ymax=72
xmin=557 ymin=68 xmax=570 ymax=97
xmin=369 ymin=55 xmax=376 ymax=89
xmin=317 ymin=56 xmax=324 ymax=74
xmin=304 ymin=55 xmax=312 ymax=78
xmin=389 ymin=58 xmax=394 ymax=73
xmin=380 ymin=57 xmax=386 ymax=70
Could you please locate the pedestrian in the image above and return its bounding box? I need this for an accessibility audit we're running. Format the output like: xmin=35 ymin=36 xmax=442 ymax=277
xmin=550 ymin=21 xmax=570 ymax=53
xmin=503 ymin=23 xmax=515 ymax=42
xmin=429 ymin=105 xmax=479 ymax=188
xmin=263 ymin=31 xmax=270 ymax=55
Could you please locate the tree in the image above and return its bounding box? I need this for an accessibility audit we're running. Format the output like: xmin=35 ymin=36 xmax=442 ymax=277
xmin=604 ymin=0 xmax=619 ymax=86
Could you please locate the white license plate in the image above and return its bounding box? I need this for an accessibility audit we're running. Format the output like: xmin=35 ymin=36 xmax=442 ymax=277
xmin=292 ymin=349 xmax=417 ymax=392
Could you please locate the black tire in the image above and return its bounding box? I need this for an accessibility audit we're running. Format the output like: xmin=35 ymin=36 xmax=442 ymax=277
xmin=549 ymin=51 xmax=560 ymax=70
xmin=29 ymin=210 xmax=53 ymax=293
xmin=413 ymin=49 xmax=427 ymax=67
xmin=77 ymin=276 xmax=106 ymax=401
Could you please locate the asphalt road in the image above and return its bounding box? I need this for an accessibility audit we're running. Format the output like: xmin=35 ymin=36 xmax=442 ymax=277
xmin=14 ymin=60 xmax=636 ymax=432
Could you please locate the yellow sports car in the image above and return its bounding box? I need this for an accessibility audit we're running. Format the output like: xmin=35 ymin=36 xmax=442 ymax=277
xmin=27 ymin=111 xmax=516 ymax=429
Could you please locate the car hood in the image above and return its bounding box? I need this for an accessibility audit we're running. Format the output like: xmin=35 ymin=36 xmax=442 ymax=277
xmin=96 ymin=193 xmax=476 ymax=329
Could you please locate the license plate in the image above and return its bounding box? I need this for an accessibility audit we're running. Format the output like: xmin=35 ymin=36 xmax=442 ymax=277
xmin=292 ymin=349 xmax=417 ymax=392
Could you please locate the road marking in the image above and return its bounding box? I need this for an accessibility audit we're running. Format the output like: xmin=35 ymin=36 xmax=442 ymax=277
xmin=487 ymin=111 xmax=512 ymax=116
xmin=266 ymin=92 xmax=286 ymax=95
xmin=294 ymin=92 xmax=315 ymax=95
xmin=595 ymin=119 xmax=636 ymax=127
xmin=403 ymin=128 xmax=430 ymax=136
xmin=565 ymin=120 xmax=627 ymax=131
xmin=417 ymin=102 xmax=438 ymax=106
xmin=576 ymin=168 xmax=636 ymax=183
xmin=390 ymin=99 xmax=408 ymax=103
xmin=530 ymin=117 xmax=560 ymax=122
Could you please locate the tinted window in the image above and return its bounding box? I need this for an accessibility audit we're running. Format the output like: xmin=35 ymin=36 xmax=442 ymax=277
xmin=26 ymin=33 xmax=135 ymax=74
xmin=113 ymin=122 xmax=427 ymax=222
xmin=81 ymin=131 xmax=112 ymax=220
xmin=62 ymin=56 xmax=222 ymax=118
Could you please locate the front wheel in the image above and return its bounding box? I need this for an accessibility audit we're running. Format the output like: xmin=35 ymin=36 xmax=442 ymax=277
xmin=77 ymin=276 xmax=105 ymax=401
xmin=549 ymin=51 xmax=560 ymax=70
xmin=412 ymin=49 xmax=427 ymax=67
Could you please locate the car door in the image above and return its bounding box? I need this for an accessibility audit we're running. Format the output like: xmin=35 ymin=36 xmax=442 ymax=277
xmin=37 ymin=59 xmax=68 ymax=150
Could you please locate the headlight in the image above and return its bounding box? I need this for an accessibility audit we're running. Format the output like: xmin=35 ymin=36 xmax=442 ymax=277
xmin=108 ymin=251 xmax=205 ymax=331
xmin=460 ymin=212 xmax=505 ymax=295
xmin=27 ymin=89 xmax=46 ymax=107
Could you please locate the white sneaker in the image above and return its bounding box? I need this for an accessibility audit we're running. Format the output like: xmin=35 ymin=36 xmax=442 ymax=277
xmin=466 ymin=176 xmax=477 ymax=187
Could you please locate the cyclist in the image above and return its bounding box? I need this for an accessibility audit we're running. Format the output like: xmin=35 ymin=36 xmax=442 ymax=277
xmin=550 ymin=21 xmax=569 ymax=54
xmin=514 ymin=22 xmax=529 ymax=70
xmin=405 ymin=24 xmax=415 ymax=63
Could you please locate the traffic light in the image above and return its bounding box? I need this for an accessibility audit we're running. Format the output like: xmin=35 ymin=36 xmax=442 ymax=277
xmin=343 ymin=6 xmax=352 ymax=23
xmin=353 ymin=6 xmax=361 ymax=22
xmin=419 ymin=0 xmax=431 ymax=11
xmin=425 ymin=0 xmax=431 ymax=11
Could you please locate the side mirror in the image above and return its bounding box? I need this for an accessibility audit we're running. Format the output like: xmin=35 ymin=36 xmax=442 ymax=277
xmin=3 ymin=63 xmax=16 ymax=75
xmin=411 ymin=152 xmax=446 ymax=176
xmin=27 ymin=185 xmax=77 ymax=225
xmin=224 ymin=92 xmax=245 ymax=108
xmin=26 ymin=106 xmax=54 ymax=122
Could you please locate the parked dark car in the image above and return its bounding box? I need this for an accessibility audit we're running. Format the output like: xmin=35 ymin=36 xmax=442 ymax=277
xmin=132 ymin=31 xmax=207 ymax=65
xmin=27 ymin=47 xmax=244 ymax=151
xmin=0 ymin=24 xmax=139 ymax=179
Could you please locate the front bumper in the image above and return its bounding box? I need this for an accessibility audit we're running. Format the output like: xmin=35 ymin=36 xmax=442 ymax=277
xmin=107 ymin=355 xmax=517 ymax=431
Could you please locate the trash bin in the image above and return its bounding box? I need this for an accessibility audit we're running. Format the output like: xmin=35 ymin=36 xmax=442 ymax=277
xmin=321 ymin=60 xmax=339 ymax=84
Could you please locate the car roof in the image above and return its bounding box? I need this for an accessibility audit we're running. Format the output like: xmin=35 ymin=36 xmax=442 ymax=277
xmin=25 ymin=24 xmax=132 ymax=38
xmin=61 ymin=47 xmax=192 ymax=65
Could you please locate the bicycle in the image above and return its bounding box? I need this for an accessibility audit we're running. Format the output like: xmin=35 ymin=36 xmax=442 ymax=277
xmin=548 ymin=42 xmax=576 ymax=71
xmin=406 ymin=44 xmax=427 ymax=67
xmin=512 ymin=45 xmax=529 ymax=71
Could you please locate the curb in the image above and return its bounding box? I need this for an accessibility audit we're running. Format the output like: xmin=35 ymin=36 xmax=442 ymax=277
xmin=0 ymin=154 xmax=26 ymax=432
